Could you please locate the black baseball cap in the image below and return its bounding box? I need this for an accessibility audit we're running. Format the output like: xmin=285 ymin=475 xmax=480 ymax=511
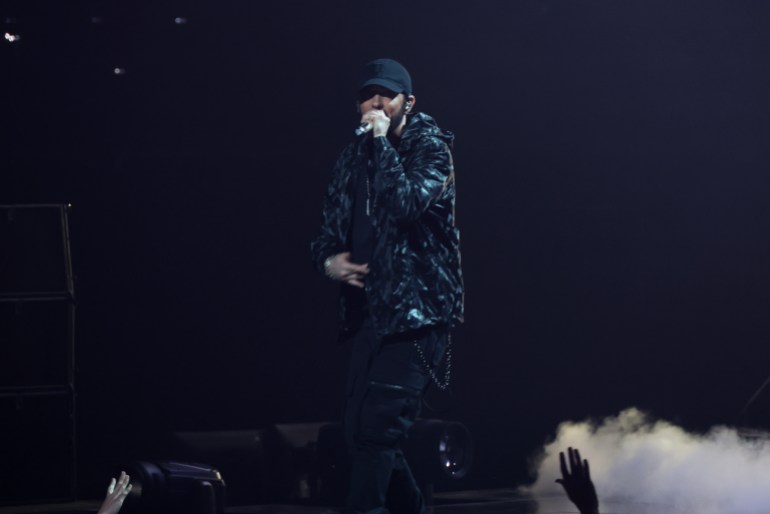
xmin=358 ymin=58 xmax=412 ymax=97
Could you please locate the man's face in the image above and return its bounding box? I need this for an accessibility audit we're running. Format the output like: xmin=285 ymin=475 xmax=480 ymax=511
xmin=358 ymin=85 xmax=407 ymax=135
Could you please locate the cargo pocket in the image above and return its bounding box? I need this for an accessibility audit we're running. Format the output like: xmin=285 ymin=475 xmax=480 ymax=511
xmin=358 ymin=380 xmax=421 ymax=446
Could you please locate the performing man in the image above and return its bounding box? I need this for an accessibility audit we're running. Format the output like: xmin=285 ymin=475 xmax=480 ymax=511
xmin=311 ymin=58 xmax=464 ymax=514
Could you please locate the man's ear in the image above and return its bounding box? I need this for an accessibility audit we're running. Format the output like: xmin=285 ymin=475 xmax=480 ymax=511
xmin=405 ymin=95 xmax=416 ymax=113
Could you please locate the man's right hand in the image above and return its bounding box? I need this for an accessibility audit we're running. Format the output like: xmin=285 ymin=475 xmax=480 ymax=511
xmin=360 ymin=109 xmax=391 ymax=138
xmin=97 ymin=471 xmax=131 ymax=514
xmin=325 ymin=252 xmax=369 ymax=288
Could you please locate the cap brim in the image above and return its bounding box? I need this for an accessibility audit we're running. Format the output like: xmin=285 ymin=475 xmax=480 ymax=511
xmin=359 ymin=78 xmax=404 ymax=95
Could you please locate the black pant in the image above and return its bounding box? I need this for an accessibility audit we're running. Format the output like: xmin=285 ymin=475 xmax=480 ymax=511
xmin=342 ymin=317 xmax=448 ymax=514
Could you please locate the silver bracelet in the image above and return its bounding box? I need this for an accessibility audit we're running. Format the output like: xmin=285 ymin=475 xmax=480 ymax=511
xmin=324 ymin=255 xmax=335 ymax=278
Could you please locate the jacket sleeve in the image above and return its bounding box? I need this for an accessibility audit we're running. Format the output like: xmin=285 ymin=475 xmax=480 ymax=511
xmin=371 ymin=135 xmax=453 ymax=223
xmin=310 ymin=149 xmax=351 ymax=274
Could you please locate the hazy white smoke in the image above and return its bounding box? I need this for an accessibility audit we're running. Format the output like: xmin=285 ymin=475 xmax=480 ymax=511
xmin=527 ymin=408 xmax=770 ymax=514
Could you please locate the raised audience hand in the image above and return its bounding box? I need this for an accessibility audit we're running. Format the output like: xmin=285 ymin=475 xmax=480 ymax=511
xmin=97 ymin=471 xmax=132 ymax=514
xmin=555 ymin=447 xmax=599 ymax=514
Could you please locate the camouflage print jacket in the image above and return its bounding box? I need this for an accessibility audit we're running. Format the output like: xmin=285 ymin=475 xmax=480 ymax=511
xmin=311 ymin=112 xmax=464 ymax=338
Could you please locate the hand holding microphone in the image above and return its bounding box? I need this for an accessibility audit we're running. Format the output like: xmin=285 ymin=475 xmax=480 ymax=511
xmin=355 ymin=122 xmax=372 ymax=136
xmin=355 ymin=109 xmax=390 ymax=137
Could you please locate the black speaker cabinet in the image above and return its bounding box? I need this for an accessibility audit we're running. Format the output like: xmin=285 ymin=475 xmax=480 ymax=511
xmin=0 ymin=204 xmax=73 ymax=296
xmin=0 ymin=300 xmax=73 ymax=388
xmin=0 ymin=204 xmax=76 ymax=504
xmin=0 ymin=391 xmax=75 ymax=503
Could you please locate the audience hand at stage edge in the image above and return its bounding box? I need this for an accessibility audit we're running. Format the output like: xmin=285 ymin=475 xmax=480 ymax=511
xmin=325 ymin=252 xmax=369 ymax=288
xmin=555 ymin=447 xmax=600 ymax=514
xmin=97 ymin=471 xmax=132 ymax=514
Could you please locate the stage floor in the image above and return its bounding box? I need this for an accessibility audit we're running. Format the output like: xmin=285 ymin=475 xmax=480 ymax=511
xmin=0 ymin=489 xmax=691 ymax=514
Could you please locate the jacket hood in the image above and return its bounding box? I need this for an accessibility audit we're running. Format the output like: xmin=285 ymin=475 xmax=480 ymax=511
xmin=400 ymin=112 xmax=454 ymax=151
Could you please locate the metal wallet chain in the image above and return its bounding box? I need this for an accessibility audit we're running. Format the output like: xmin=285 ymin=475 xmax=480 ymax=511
xmin=413 ymin=332 xmax=452 ymax=390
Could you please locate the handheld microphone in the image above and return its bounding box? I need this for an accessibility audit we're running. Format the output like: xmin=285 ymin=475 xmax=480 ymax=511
xmin=355 ymin=122 xmax=372 ymax=136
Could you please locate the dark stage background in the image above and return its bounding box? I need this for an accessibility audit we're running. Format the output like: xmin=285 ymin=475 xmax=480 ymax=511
xmin=4 ymin=0 xmax=770 ymax=498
